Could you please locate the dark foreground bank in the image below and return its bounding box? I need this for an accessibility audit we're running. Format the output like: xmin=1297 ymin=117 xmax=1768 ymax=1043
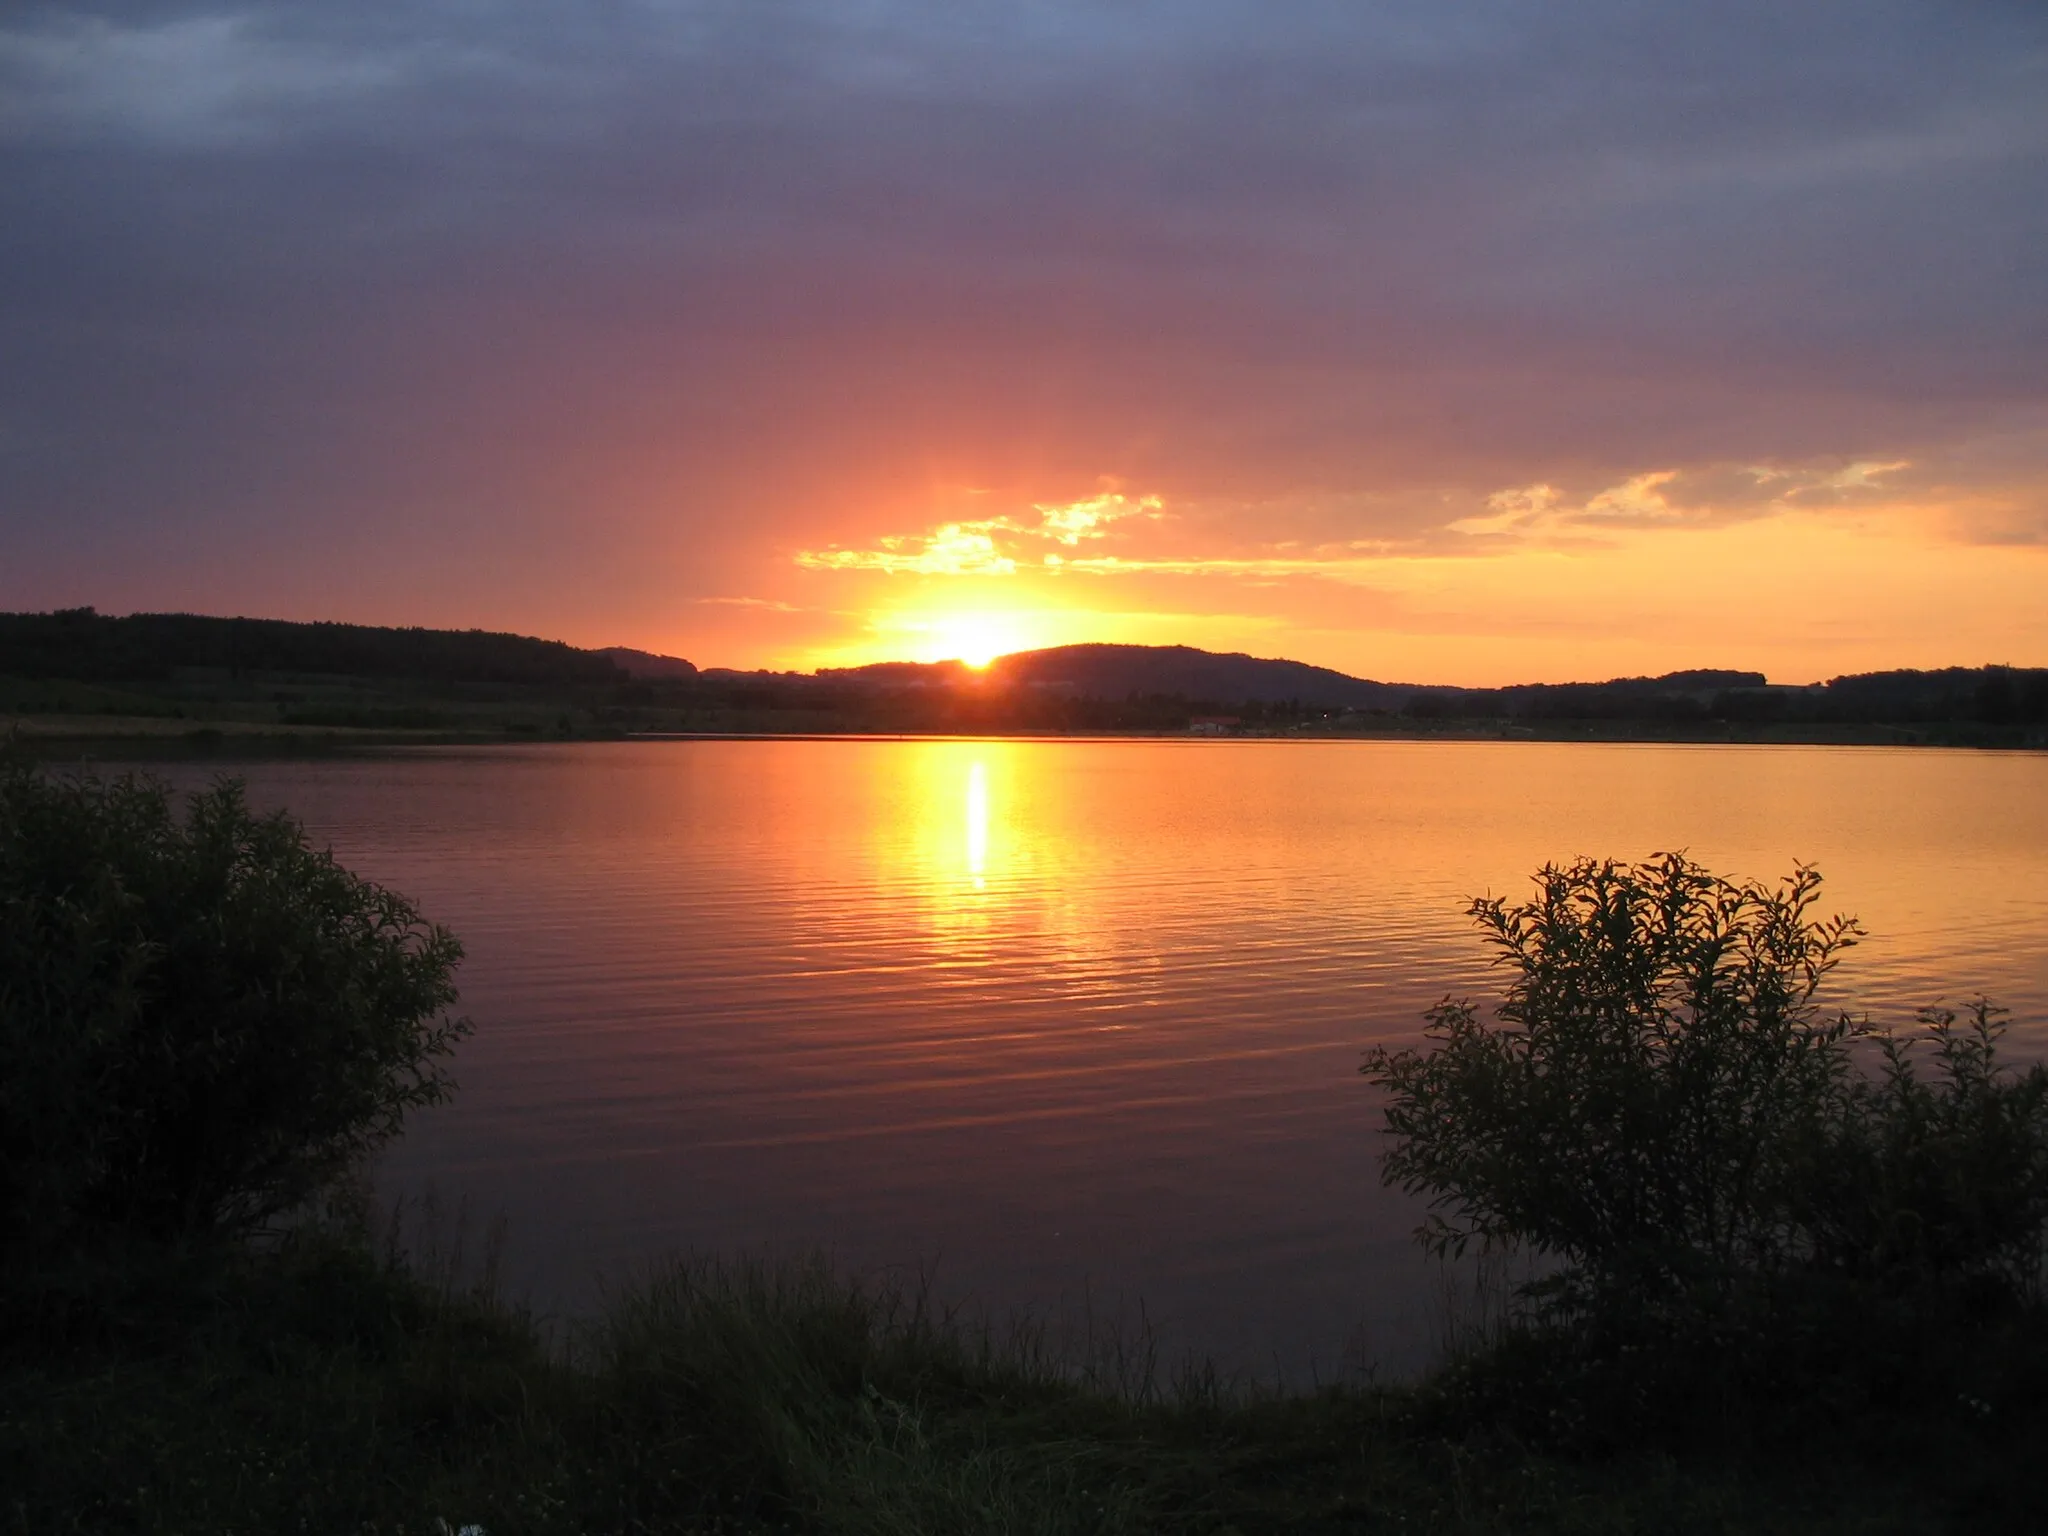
xmin=5 ymin=1234 xmax=2045 ymax=1536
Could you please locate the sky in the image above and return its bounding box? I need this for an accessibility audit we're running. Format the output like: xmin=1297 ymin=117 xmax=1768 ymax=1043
xmin=2 ymin=1 xmax=2045 ymax=684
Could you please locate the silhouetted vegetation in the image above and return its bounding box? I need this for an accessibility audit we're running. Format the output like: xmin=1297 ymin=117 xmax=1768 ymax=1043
xmin=0 ymin=608 xmax=624 ymax=687
xmin=8 ymin=1232 xmax=2038 ymax=1532
xmin=15 ymin=1213 xmax=2033 ymax=1536
xmin=1365 ymin=856 xmax=1871 ymax=1299
xmin=0 ymin=769 xmax=467 ymax=1274
xmin=7 ymin=609 xmax=2045 ymax=748
xmin=1364 ymin=856 xmax=2048 ymax=1463
xmin=1364 ymin=855 xmax=2048 ymax=1307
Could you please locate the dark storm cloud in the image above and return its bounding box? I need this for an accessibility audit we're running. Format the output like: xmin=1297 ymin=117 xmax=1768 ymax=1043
xmin=3 ymin=0 xmax=2045 ymax=617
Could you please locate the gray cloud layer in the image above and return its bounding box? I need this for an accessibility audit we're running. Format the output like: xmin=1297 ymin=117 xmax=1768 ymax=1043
xmin=3 ymin=1 xmax=2044 ymax=623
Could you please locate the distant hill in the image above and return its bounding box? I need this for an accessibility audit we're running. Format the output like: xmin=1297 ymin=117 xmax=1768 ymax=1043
xmin=977 ymin=644 xmax=1767 ymax=712
xmin=1814 ymin=666 xmax=2048 ymax=725
xmin=985 ymin=643 xmax=1423 ymax=707
xmin=4 ymin=610 xmax=2040 ymax=734
xmin=0 ymin=610 xmax=705 ymax=690
xmin=596 ymin=647 xmax=699 ymax=680
xmin=1479 ymin=670 xmax=1768 ymax=719
xmin=0 ymin=609 xmax=627 ymax=687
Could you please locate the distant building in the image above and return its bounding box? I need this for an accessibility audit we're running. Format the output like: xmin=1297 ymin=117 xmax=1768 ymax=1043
xmin=1187 ymin=716 xmax=1241 ymax=735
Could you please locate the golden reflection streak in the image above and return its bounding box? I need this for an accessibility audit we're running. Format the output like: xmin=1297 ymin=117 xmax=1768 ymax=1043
xmin=889 ymin=742 xmax=1168 ymax=1011
xmin=966 ymin=760 xmax=988 ymax=890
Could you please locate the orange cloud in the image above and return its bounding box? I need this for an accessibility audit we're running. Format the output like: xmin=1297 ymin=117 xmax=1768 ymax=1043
xmin=793 ymin=489 xmax=1161 ymax=575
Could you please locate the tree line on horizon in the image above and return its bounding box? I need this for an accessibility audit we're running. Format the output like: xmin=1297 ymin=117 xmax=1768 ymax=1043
xmin=3 ymin=607 xmax=2044 ymax=733
xmin=0 ymin=607 xmax=624 ymax=689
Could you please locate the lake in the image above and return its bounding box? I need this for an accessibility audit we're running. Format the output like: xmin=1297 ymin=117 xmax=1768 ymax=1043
xmin=154 ymin=739 xmax=2048 ymax=1378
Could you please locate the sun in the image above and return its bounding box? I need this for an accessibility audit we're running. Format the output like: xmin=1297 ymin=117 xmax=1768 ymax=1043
xmin=931 ymin=612 xmax=1016 ymax=669
xmin=879 ymin=608 xmax=1046 ymax=669
xmin=820 ymin=604 xmax=1095 ymax=673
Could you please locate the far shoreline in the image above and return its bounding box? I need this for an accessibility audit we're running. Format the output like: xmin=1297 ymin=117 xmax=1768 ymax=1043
xmin=9 ymin=714 xmax=2046 ymax=760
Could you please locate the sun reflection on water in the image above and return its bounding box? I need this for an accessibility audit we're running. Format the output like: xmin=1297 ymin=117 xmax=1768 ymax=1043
xmin=895 ymin=743 xmax=1173 ymax=1014
xmin=966 ymin=760 xmax=989 ymax=890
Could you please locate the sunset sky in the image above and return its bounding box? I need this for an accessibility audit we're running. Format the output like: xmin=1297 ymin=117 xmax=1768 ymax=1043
xmin=3 ymin=2 xmax=2045 ymax=684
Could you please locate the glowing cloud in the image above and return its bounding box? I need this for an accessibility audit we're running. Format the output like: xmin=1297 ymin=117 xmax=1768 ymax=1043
xmin=1445 ymin=461 xmax=1916 ymax=546
xmin=798 ymin=458 xmax=1942 ymax=597
xmin=1035 ymin=490 xmax=1162 ymax=545
xmin=793 ymin=488 xmax=1161 ymax=576
xmin=796 ymin=523 xmax=1018 ymax=576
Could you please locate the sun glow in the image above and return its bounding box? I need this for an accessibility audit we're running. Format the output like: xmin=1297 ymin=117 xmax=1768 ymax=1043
xmin=888 ymin=609 xmax=1048 ymax=669
xmin=785 ymin=596 xmax=1277 ymax=674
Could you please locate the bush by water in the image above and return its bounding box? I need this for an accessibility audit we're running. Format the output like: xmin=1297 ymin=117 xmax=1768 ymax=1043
xmin=0 ymin=767 xmax=466 ymax=1266
xmin=1362 ymin=854 xmax=2048 ymax=1453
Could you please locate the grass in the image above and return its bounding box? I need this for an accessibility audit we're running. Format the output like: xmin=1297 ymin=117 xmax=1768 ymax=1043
xmin=5 ymin=1233 xmax=2043 ymax=1535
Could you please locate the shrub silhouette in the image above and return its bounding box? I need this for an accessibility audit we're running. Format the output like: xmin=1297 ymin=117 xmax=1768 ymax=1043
xmin=1363 ymin=854 xmax=2048 ymax=1312
xmin=1808 ymin=999 xmax=2048 ymax=1297
xmin=0 ymin=768 xmax=467 ymax=1258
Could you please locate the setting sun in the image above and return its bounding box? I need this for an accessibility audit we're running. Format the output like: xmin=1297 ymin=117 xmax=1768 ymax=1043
xmin=888 ymin=609 xmax=1047 ymax=669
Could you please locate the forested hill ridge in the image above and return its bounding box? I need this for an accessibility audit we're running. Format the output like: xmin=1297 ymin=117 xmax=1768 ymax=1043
xmin=987 ymin=644 xmax=1764 ymax=713
xmin=820 ymin=642 xmax=2047 ymax=729
xmin=815 ymin=644 xmax=1766 ymax=711
xmin=821 ymin=644 xmax=1767 ymax=709
xmin=2 ymin=608 xmax=2044 ymax=745
xmin=0 ymin=608 xmax=682 ymax=687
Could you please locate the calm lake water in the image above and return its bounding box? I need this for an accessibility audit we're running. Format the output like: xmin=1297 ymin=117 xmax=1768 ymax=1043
xmin=156 ymin=740 xmax=2048 ymax=1377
